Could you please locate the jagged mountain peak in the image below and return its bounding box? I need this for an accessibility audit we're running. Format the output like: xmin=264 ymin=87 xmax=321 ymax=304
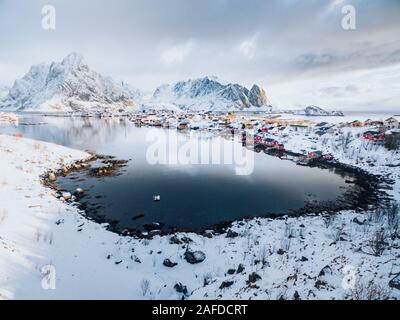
xmin=249 ymin=84 xmax=268 ymax=107
xmin=61 ymin=52 xmax=84 ymax=69
xmin=152 ymin=76 xmax=270 ymax=111
xmin=0 ymin=53 xmax=141 ymax=112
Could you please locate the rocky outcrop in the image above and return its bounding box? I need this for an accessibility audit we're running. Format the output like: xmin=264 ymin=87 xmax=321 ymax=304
xmin=249 ymin=85 xmax=268 ymax=107
xmin=184 ymin=250 xmax=206 ymax=264
xmin=291 ymin=105 xmax=344 ymax=117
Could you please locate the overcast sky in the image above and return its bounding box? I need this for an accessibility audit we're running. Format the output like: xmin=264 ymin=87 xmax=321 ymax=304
xmin=0 ymin=0 xmax=399 ymax=110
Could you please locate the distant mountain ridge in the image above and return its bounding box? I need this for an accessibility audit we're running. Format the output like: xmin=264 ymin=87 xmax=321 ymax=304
xmin=151 ymin=76 xmax=271 ymax=111
xmin=292 ymin=105 xmax=344 ymax=116
xmin=0 ymin=54 xmax=344 ymax=115
xmin=0 ymin=53 xmax=140 ymax=112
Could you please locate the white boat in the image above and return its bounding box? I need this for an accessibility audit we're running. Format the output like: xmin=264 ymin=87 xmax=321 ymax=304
xmin=153 ymin=195 xmax=161 ymax=202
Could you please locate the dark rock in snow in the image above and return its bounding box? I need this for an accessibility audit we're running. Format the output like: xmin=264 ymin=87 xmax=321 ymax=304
xmin=318 ymin=265 xmax=333 ymax=277
xmin=55 ymin=219 xmax=64 ymax=225
xmin=227 ymin=269 xmax=236 ymax=275
xmin=184 ymin=250 xmax=206 ymax=264
xmin=293 ymin=291 xmax=301 ymax=300
xmin=247 ymin=272 xmax=262 ymax=284
xmin=169 ymin=235 xmax=193 ymax=245
xmin=203 ymin=230 xmax=214 ymax=238
xmin=300 ymin=256 xmax=309 ymax=262
xmin=389 ymin=273 xmax=400 ymax=290
xmin=141 ymin=232 xmax=149 ymax=238
xmin=163 ymin=259 xmax=178 ymax=268
xmin=148 ymin=230 xmax=162 ymax=237
xmin=226 ymin=229 xmax=239 ymax=238
xmin=174 ymin=283 xmax=188 ymax=296
xmin=314 ymin=279 xmax=327 ymax=289
xmin=219 ymin=281 xmax=234 ymax=290
xmin=277 ymin=249 xmax=286 ymax=255
xmin=181 ymin=236 xmax=193 ymax=243
xmin=237 ymin=264 xmax=245 ymax=274
xmin=169 ymin=235 xmax=182 ymax=245
xmin=352 ymin=217 xmax=366 ymax=225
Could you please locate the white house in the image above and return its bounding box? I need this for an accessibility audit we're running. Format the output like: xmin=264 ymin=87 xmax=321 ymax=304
xmin=384 ymin=117 xmax=400 ymax=129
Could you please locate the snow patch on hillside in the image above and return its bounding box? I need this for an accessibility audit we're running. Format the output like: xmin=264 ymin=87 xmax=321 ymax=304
xmin=0 ymin=85 xmax=9 ymax=100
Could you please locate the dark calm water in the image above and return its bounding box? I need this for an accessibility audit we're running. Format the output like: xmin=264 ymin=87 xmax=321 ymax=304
xmin=0 ymin=115 xmax=355 ymax=232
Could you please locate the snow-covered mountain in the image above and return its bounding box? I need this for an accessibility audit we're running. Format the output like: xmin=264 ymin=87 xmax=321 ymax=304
xmin=290 ymin=105 xmax=344 ymax=117
xmin=0 ymin=53 xmax=140 ymax=112
xmin=0 ymin=85 xmax=9 ymax=100
xmin=151 ymin=76 xmax=271 ymax=111
xmin=282 ymin=106 xmax=344 ymax=117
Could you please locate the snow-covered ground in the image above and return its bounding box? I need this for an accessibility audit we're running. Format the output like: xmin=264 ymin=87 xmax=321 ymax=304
xmin=0 ymin=129 xmax=399 ymax=300
xmin=279 ymin=126 xmax=400 ymax=187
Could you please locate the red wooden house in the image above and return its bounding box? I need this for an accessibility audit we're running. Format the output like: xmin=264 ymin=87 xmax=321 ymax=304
xmin=363 ymin=131 xmax=385 ymax=142
xmin=308 ymin=151 xmax=323 ymax=159
xmin=254 ymin=135 xmax=264 ymax=143
xmin=264 ymin=138 xmax=279 ymax=148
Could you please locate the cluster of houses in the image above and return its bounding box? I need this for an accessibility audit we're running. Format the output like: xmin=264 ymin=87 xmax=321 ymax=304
xmin=292 ymin=151 xmax=334 ymax=166
xmin=361 ymin=117 xmax=400 ymax=143
xmin=0 ymin=112 xmax=18 ymax=125
xmin=130 ymin=110 xmax=400 ymax=155
xmin=130 ymin=110 xmax=290 ymax=151
xmin=305 ymin=116 xmax=400 ymax=143
xmin=128 ymin=111 xmax=400 ymax=165
xmin=131 ymin=110 xmax=276 ymax=132
xmin=252 ymin=132 xmax=285 ymax=150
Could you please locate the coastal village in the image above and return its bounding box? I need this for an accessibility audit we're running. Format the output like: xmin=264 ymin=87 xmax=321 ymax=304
xmin=130 ymin=110 xmax=400 ymax=164
xmin=2 ymin=110 xmax=400 ymax=164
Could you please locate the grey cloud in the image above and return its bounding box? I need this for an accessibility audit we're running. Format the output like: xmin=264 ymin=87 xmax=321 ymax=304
xmin=319 ymin=85 xmax=360 ymax=97
xmin=0 ymin=0 xmax=399 ymax=109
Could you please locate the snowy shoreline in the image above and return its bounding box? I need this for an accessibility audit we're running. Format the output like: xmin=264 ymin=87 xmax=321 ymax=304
xmin=0 ymin=133 xmax=399 ymax=300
